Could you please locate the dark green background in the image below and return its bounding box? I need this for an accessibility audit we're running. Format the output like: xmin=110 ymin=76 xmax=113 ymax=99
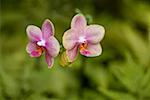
xmin=0 ymin=0 xmax=150 ymax=99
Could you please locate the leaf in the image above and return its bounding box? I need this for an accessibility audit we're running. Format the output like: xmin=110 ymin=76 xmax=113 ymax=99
xmin=140 ymin=68 xmax=150 ymax=98
xmin=109 ymin=52 xmax=144 ymax=93
xmin=83 ymin=89 xmax=105 ymax=100
xmin=85 ymin=63 xmax=110 ymax=88
xmin=123 ymin=26 xmax=149 ymax=66
xmin=99 ymin=87 xmax=136 ymax=100
xmin=0 ymin=71 xmax=19 ymax=99
xmin=26 ymin=93 xmax=49 ymax=100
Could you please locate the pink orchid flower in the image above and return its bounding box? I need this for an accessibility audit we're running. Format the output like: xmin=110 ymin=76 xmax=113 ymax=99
xmin=26 ymin=19 xmax=60 ymax=68
xmin=63 ymin=14 xmax=105 ymax=62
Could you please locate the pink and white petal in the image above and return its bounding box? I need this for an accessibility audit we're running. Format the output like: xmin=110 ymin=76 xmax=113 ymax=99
xmin=42 ymin=19 xmax=54 ymax=39
xmin=45 ymin=36 xmax=60 ymax=57
xmin=26 ymin=25 xmax=42 ymax=42
xmin=80 ymin=43 xmax=102 ymax=57
xmin=85 ymin=25 xmax=105 ymax=43
xmin=63 ymin=29 xmax=78 ymax=50
xmin=45 ymin=52 xmax=54 ymax=68
xmin=71 ymin=14 xmax=87 ymax=34
xmin=26 ymin=42 xmax=41 ymax=57
xmin=26 ymin=42 xmax=37 ymax=53
xmin=66 ymin=45 xmax=78 ymax=62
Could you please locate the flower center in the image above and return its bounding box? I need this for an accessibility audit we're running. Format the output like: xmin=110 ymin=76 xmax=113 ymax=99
xmin=78 ymin=36 xmax=86 ymax=43
xmin=36 ymin=46 xmax=45 ymax=54
xmin=37 ymin=40 xmax=46 ymax=47
xmin=78 ymin=36 xmax=88 ymax=51
xmin=38 ymin=46 xmax=45 ymax=51
xmin=31 ymin=45 xmax=45 ymax=57
xmin=79 ymin=42 xmax=88 ymax=51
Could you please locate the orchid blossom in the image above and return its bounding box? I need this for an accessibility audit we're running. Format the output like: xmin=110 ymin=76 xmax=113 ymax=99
xmin=26 ymin=19 xmax=60 ymax=68
xmin=63 ymin=14 xmax=105 ymax=62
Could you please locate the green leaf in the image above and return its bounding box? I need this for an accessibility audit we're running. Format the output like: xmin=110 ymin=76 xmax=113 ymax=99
xmin=99 ymin=87 xmax=136 ymax=100
xmin=83 ymin=89 xmax=105 ymax=100
xmin=109 ymin=52 xmax=144 ymax=93
xmin=123 ymin=26 xmax=149 ymax=66
xmin=140 ymin=68 xmax=150 ymax=98
xmin=85 ymin=63 xmax=110 ymax=88
xmin=0 ymin=71 xmax=19 ymax=99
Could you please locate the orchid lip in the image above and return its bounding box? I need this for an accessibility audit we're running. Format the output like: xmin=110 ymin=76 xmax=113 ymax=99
xmin=37 ymin=39 xmax=46 ymax=47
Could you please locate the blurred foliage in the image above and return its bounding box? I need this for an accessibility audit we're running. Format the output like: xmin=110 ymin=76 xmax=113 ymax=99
xmin=0 ymin=0 xmax=150 ymax=99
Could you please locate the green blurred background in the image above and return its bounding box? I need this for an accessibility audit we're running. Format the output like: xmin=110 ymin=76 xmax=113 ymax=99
xmin=0 ymin=0 xmax=150 ymax=99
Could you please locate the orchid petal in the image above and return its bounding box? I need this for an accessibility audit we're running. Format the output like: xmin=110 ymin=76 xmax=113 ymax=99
xmin=26 ymin=42 xmax=41 ymax=57
xmin=80 ymin=43 xmax=102 ymax=57
xmin=66 ymin=45 xmax=78 ymax=62
xmin=71 ymin=14 xmax=87 ymax=34
xmin=42 ymin=19 xmax=54 ymax=39
xmin=63 ymin=29 xmax=78 ymax=50
xmin=86 ymin=25 xmax=105 ymax=43
xmin=26 ymin=25 xmax=42 ymax=42
xmin=45 ymin=52 xmax=54 ymax=68
xmin=45 ymin=36 xmax=60 ymax=57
